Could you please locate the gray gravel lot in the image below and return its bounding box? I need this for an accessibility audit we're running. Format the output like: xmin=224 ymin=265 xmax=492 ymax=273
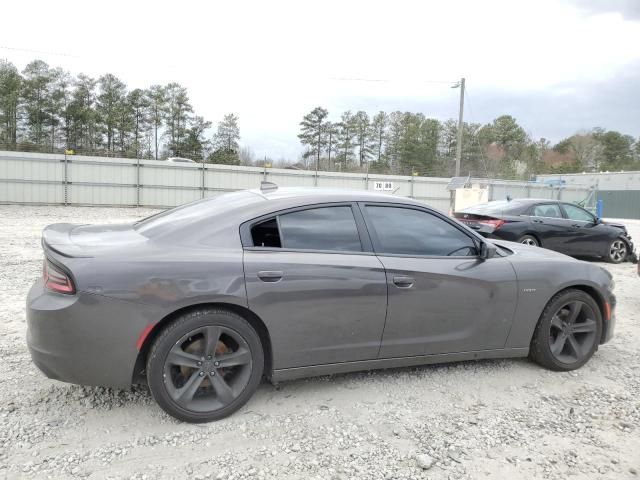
xmin=1 ymin=205 xmax=639 ymax=480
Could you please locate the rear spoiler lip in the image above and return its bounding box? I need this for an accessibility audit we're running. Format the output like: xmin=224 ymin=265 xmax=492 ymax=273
xmin=42 ymin=223 xmax=93 ymax=258
xmin=453 ymin=211 xmax=501 ymax=220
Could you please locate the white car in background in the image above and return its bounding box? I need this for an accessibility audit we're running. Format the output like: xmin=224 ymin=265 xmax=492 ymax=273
xmin=166 ymin=157 xmax=196 ymax=164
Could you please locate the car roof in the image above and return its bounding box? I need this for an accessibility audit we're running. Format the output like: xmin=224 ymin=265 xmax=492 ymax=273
xmin=247 ymin=187 xmax=422 ymax=205
xmin=485 ymin=198 xmax=574 ymax=205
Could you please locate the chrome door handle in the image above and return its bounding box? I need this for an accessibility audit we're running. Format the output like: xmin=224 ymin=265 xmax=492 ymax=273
xmin=393 ymin=275 xmax=414 ymax=288
xmin=257 ymin=271 xmax=283 ymax=282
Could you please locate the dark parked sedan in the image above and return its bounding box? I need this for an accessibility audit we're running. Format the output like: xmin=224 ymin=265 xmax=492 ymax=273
xmin=454 ymin=199 xmax=636 ymax=263
xmin=28 ymin=187 xmax=616 ymax=422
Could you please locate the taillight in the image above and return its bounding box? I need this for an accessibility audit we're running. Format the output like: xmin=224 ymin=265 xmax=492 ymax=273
xmin=43 ymin=258 xmax=76 ymax=294
xmin=477 ymin=219 xmax=505 ymax=230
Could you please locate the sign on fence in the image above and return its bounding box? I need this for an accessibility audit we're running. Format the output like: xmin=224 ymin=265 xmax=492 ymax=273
xmin=373 ymin=181 xmax=394 ymax=191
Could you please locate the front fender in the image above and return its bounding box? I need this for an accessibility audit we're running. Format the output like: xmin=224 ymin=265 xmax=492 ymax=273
xmin=504 ymin=257 xmax=610 ymax=349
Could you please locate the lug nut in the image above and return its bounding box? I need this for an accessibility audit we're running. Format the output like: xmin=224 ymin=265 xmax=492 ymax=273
xmin=207 ymin=355 xmax=212 ymax=360
xmin=198 ymin=371 xmax=204 ymax=377
xmin=214 ymin=361 xmax=220 ymax=367
xmin=210 ymin=371 xmax=216 ymax=376
xmin=197 ymin=361 xmax=202 ymax=366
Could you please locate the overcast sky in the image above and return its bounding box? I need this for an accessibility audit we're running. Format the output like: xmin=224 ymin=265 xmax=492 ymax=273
xmin=1 ymin=0 xmax=639 ymax=159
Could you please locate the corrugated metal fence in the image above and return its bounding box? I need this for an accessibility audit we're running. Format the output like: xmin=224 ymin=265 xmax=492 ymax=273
xmin=537 ymin=171 xmax=640 ymax=219
xmin=0 ymin=151 xmax=592 ymax=211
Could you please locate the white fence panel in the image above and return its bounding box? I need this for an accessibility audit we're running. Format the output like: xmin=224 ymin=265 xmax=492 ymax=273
xmin=141 ymin=187 xmax=201 ymax=207
xmin=69 ymin=184 xmax=136 ymax=206
xmin=0 ymin=151 xmax=592 ymax=210
xmin=0 ymin=181 xmax=64 ymax=204
xmin=69 ymin=160 xmax=136 ymax=185
xmin=267 ymin=169 xmax=316 ymax=188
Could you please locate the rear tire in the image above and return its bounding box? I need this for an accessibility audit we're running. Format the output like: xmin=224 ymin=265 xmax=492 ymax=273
xmin=147 ymin=308 xmax=264 ymax=423
xmin=607 ymin=238 xmax=628 ymax=264
xmin=518 ymin=235 xmax=539 ymax=247
xmin=530 ymin=289 xmax=602 ymax=371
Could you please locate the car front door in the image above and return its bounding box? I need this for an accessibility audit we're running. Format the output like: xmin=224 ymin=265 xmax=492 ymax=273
xmin=528 ymin=202 xmax=575 ymax=253
xmin=361 ymin=203 xmax=518 ymax=358
xmin=560 ymin=203 xmax=606 ymax=255
xmin=242 ymin=204 xmax=388 ymax=370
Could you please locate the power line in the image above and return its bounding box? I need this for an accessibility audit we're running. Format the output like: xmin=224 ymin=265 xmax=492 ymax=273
xmin=329 ymin=77 xmax=458 ymax=84
xmin=0 ymin=45 xmax=80 ymax=59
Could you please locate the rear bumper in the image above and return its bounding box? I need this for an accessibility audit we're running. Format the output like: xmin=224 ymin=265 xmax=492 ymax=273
xmin=26 ymin=279 xmax=161 ymax=389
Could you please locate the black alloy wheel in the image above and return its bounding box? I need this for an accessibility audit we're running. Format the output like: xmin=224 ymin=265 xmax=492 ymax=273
xmin=547 ymin=300 xmax=598 ymax=364
xmin=530 ymin=289 xmax=602 ymax=371
xmin=147 ymin=309 xmax=264 ymax=423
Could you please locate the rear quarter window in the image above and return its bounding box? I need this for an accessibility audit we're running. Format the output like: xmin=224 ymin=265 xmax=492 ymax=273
xmin=248 ymin=206 xmax=363 ymax=252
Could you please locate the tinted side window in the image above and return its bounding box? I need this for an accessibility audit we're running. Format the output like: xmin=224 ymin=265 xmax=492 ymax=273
xmin=532 ymin=204 xmax=562 ymax=218
xmin=366 ymin=206 xmax=477 ymax=256
xmin=251 ymin=218 xmax=281 ymax=247
xmin=563 ymin=204 xmax=594 ymax=222
xmin=278 ymin=206 xmax=362 ymax=252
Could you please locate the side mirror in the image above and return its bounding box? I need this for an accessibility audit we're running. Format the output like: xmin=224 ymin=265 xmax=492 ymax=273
xmin=480 ymin=241 xmax=497 ymax=260
xmin=594 ymin=217 xmax=602 ymax=225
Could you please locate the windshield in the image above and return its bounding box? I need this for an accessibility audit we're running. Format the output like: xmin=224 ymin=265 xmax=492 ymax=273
xmin=134 ymin=190 xmax=262 ymax=237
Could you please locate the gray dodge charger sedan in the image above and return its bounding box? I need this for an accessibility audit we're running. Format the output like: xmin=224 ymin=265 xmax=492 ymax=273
xmin=27 ymin=186 xmax=616 ymax=422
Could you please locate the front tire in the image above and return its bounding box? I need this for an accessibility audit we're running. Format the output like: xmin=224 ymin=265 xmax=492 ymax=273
xmin=607 ymin=238 xmax=628 ymax=264
xmin=147 ymin=308 xmax=264 ymax=423
xmin=529 ymin=289 xmax=602 ymax=371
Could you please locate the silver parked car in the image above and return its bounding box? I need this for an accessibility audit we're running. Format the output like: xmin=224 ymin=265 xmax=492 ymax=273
xmin=27 ymin=186 xmax=616 ymax=422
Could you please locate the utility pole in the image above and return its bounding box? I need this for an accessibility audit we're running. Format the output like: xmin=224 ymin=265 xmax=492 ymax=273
xmin=454 ymin=77 xmax=465 ymax=177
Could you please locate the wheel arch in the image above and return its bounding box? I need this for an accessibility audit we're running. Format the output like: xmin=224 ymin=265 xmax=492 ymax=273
xmin=131 ymin=302 xmax=274 ymax=386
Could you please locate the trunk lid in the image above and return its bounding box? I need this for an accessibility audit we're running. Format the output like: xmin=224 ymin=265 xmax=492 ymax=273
xmin=43 ymin=223 xmax=147 ymax=257
xmin=453 ymin=212 xmax=505 ymax=235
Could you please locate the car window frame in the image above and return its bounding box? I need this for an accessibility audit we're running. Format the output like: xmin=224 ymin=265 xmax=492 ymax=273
xmin=527 ymin=202 xmax=564 ymax=220
xmin=358 ymin=201 xmax=483 ymax=259
xmin=239 ymin=201 xmax=374 ymax=255
xmin=560 ymin=202 xmax=596 ymax=224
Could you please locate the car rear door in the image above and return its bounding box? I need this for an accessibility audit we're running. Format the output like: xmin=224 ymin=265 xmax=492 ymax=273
xmin=528 ymin=202 xmax=575 ymax=253
xmin=361 ymin=203 xmax=518 ymax=358
xmin=242 ymin=203 xmax=388 ymax=370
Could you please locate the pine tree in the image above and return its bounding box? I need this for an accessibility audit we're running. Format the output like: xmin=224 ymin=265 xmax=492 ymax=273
xmin=69 ymin=74 xmax=98 ymax=151
xmin=385 ymin=111 xmax=404 ymax=173
xmin=127 ymin=89 xmax=150 ymax=158
xmin=146 ymin=85 xmax=166 ymax=160
xmin=209 ymin=114 xmax=240 ymax=164
xmin=335 ymin=111 xmax=357 ymax=170
xmin=213 ymin=113 xmax=240 ymax=153
xmin=97 ymin=73 xmax=127 ymax=152
xmin=21 ymin=60 xmax=53 ymax=146
xmin=371 ymin=111 xmax=388 ymax=164
xmin=163 ymin=83 xmax=192 ymax=157
xmin=184 ymin=116 xmax=212 ymax=160
xmin=298 ymin=107 xmax=328 ymax=170
xmin=323 ymin=121 xmax=338 ymax=169
xmin=353 ymin=111 xmax=374 ymax=167
xmin=0 ymin=60 xmax=21 ymax=147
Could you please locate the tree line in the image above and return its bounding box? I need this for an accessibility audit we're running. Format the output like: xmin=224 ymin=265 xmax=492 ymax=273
xmin=2 ymin=58 xmax=639 ymax=178
xmin=297 ymin=107 xmax=640 ymax=178
xmin=0 ymin=59 xmax=240 ymax=163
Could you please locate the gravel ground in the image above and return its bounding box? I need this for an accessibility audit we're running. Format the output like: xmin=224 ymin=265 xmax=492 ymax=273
xmin=1 ymin=205 xmax=639 ymax=480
